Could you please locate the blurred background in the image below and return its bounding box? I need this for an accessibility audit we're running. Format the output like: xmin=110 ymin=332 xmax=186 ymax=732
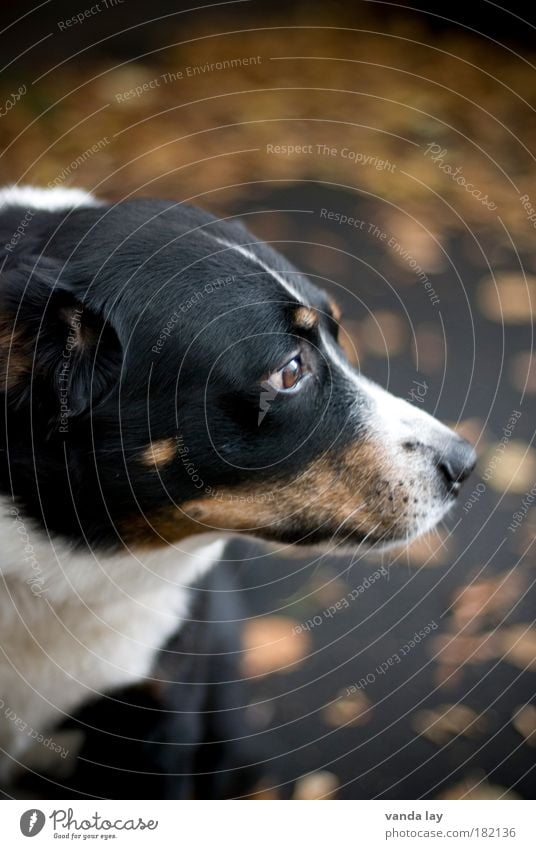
xmin=1 ymin=0 xmax=535 ymax=799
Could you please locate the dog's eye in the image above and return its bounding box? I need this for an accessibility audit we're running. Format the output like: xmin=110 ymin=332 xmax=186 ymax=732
xmin=267 ymin=355 xmax=304 ymax=391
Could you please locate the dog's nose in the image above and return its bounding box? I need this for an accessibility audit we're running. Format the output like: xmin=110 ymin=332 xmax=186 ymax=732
xmin=436 ymin=436 xmax=477 ymax=494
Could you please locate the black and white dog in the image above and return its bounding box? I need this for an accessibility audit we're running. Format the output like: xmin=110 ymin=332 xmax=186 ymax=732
xmin=0 ymin=186 xmax=475 ymax=798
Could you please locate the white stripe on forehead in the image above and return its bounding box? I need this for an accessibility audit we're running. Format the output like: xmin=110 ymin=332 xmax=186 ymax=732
xmin=320 ymin=326 xmax=455 ymax=446
xmin=320 ymin=326 xmax=362 ymax=391
xmin=208 ymin=234 xmax=306 ymax=304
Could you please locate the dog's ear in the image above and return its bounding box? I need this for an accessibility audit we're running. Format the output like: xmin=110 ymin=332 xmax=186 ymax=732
xmin=0 ymin=255 xmax=123 ymax=420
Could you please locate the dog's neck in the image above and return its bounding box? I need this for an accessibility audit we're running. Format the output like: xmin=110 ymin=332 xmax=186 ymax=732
xmin=0 ymin=494 xmax=225 ymax=774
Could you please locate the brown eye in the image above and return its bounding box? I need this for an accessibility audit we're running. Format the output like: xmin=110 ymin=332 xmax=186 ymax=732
xmin=282 ymin=357 xmax=301 ymax=388
xmin=268 ymin=355 xmax=304 ymax=391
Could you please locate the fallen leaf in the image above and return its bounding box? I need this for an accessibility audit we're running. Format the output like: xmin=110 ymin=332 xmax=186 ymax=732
xmin=412 ymin=324 xmax=445 ymax=373
xmin=413 ymin=704 xmax=488 ymax=745
xmin=450 ymin=571 xmax=524 ymax=632
xmin=308 ymin=572 xmax=351 ymax=609
xmin=433 ymin=663 xmax=464 ymax=690
xmin=512 ymin=507 xmax=536 ymax=556
xmin=323 ymin=689 xmax=372 ymax=727
xmin=431 ymin=632 xmax=500 ymax=666
xmin=478 ymin=273 xmax=536 ymax=323
xmin=247 ymin=780 xmax=280 ymax=799
xmin=241 ymin=616 xmax=311 ymax=677
xmin=480 ymin=440 xmax=536 ymax=494
xmin=450 ymin=418 xmax=486 ymax=447
xmin=293 ymin=771 xmax=339 ymax=800
xmin=381 ymin=214 xmax=445 ymax=272
xmin=499 ymin=625 xmax=536 ymax=671
xmin=512 ymin=704 xmax=536 ymax=746
xmin=361 ymin=310 xmax=407 ymax=357
xmin=395 ymin=529 xmax=449 ymax=567
xmin=510 ymin=351 xmax=536 ymax=394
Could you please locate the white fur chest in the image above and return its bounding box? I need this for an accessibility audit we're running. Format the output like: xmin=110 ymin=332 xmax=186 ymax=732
xmin=0 ymin=500 xmax=225 ymax=774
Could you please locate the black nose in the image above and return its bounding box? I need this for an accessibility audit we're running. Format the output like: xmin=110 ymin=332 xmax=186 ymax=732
xmin=437 ymin=436 xmax=477 ymax=494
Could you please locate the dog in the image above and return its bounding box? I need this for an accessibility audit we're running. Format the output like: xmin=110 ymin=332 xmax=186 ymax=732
xmin=0 ymin=185 xmax=476 ymax=798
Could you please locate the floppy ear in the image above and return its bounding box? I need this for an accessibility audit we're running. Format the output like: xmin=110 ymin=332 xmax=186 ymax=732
xmin=0 ymin=255 xmax=123 ymax=421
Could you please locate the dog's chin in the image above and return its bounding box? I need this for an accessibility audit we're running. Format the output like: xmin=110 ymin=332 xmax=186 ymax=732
xmin=266 ymin=496 xmax=456 ymax=556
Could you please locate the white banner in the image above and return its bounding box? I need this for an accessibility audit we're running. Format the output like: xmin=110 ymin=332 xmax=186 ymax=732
xmin=0 ymin=800 xmax=533 ymax=848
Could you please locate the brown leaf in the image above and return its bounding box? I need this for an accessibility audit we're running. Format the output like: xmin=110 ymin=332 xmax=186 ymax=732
xmin=510 ymin=351 xmax=536 ymax=395
xmin=361 ymin=310 xmax=407 ymax=358
xmin=293 ymin=771 xmax=339 ymax=800
xmin=480 ymin=441 xmax=536 ymax=494
xmin=478 ymin=273 xmax=536 ymax=323
xmin=323 ymin=689 xmax=372 ymax=727
xmin=431 ymin=632 xmax=500 ymax=666
xmin=381 ymin=214 xmax=445 ymax=273
xmin=499 ymin=625 xmax=536 ymax=671
xmin=450 ymin=418 xmax=486 ymax=448
xmin=412 ymin=324 xmax=445 ymax=374
xmin=450 ymin=571 xmax=524 ymax=632
xmin=512 ymin=704 xmax=536 ymax=746
xmin=395 ymin=529 xmax=450 ymax=567
xmin=413 ymin=704 xmax=488 ymax=745
xmin=241 ymin=616 xmax=311 ymax=677
xmin=308 ymin=572 xmax=351 ymax=609
xmin=433 ymin=663 xmax=464 ymax=691
xmin=247 ymin=780 xmax=280 ymax=800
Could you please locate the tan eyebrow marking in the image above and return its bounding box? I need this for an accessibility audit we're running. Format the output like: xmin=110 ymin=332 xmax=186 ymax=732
xmin=293 ymin=306 xmax=319 ymax=330
xmin=327 ymin=298 xmax=342 ymax=323
xmin=140 ymin=438 xmax=176 ymax=469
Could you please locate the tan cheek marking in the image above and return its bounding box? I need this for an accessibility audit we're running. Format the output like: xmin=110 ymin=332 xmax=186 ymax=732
xmin=293 ymin=306 xmax=319 ymax=330
xmin=140 ymin=438 xmax=176 ymax=469
xmin=177 ymin=440 xmax=409 ymax=540
xmin=0 ymin=319 xmax=31 ymax=389
xmin=123 ymin=439 xmax=412 ymax=548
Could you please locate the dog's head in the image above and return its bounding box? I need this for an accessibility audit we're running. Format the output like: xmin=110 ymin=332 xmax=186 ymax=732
xmin=0 ymin=191 xmax=475 ymax=551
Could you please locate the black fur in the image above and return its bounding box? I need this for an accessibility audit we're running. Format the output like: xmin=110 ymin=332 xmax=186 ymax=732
xmin=10 ymin=565 xmax=261 ymax=801
xmin=0 ymin=198 xmax=363 ymax=550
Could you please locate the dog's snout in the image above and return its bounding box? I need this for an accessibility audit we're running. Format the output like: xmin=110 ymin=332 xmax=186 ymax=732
xmin=436 ymin=436 xmax=477 ymax=493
